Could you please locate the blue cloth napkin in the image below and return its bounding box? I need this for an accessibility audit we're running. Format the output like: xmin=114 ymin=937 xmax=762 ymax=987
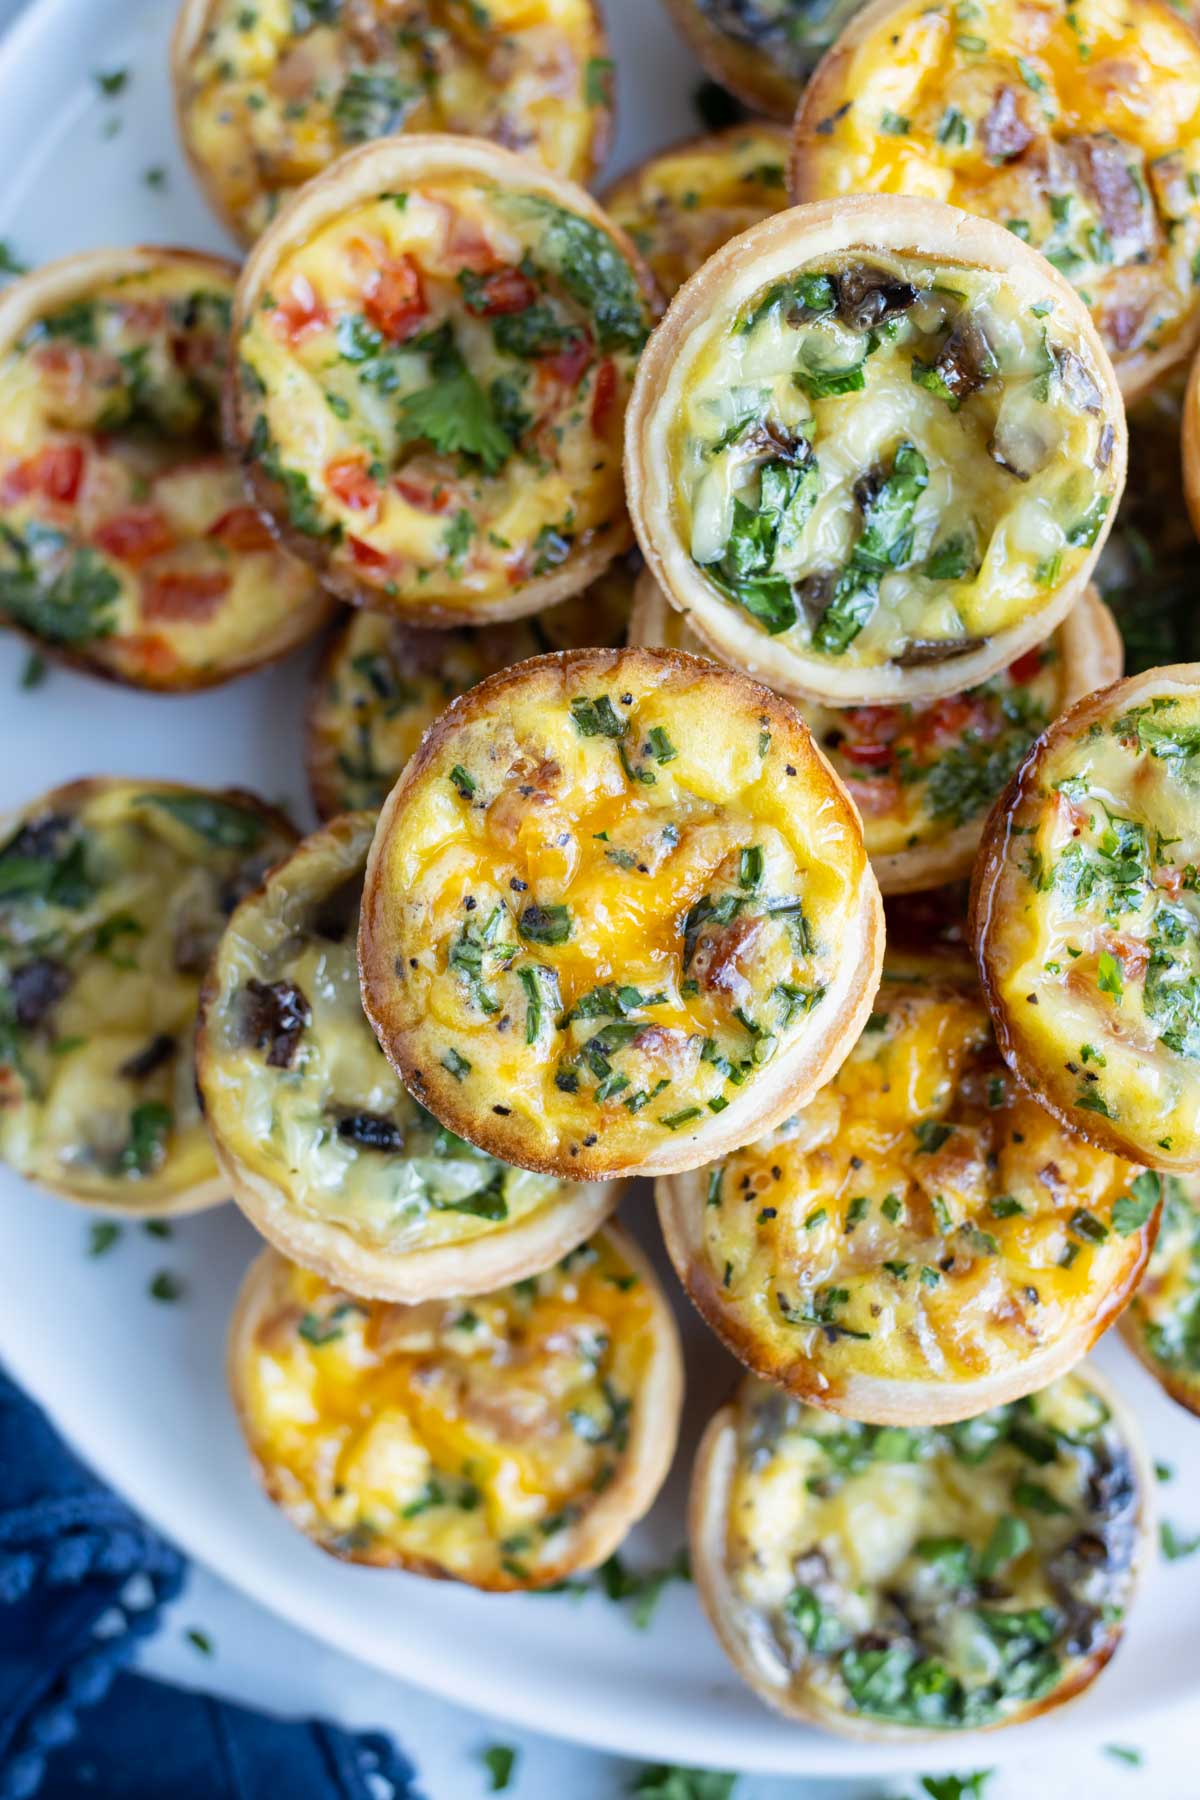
xmin=0 ymin=1366 xmax=420 ymax=1800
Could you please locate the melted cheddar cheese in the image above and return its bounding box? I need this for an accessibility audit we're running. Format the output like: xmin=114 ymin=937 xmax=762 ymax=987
xmin=0 ymin=780 xmax=294 ymax=1209
xmin=717 ymin=1370 xmax=1142 ymax=1729
xmin=1097 ymin=385 xmax=1200 ymax=673
xmin=308 ymin=553 xmax=634 ymax=819
xmin=359 ymin=648 xmax=876 ymax=1177
xmin=1123 ymin=1172 xmax=1200 ymax=1413
xmin=233 ymin=171 xmax=653 ymax=619
xmin=605 ymin=127 xmax=791 ymax=301
xmin=177 ymin=0 xmax=610 ymax=245
xmin=668 ymin=252 xmax=1118 ymax=682
xmin=686 ymin=971 xmax=1153 ymax=1398
xmin=0 ymin=257 xmax=329 ymax=690
xmin=976 ymin=675 xmax=1200 ymax=1168
xmin=793 ymin=0 xmax=1200 ymax=392
xmin=235 ymin=1232 xmax=662 ymax=1586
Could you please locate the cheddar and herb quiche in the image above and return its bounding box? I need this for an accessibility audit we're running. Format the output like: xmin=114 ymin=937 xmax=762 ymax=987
xmin=625 ymin=197 xmax=1124 ymax=708
xmin=359 ymin=647 xmax=883 ymax=1180
xmin=632 ymin=568 xmax=1122 ymax=894
xmin=0 ymin=249 xmax=331 ymax=690
xmin=0 ymin=778 xmax=295 ymax=1212
xmin=229 ymin=1228 xmax=683 ymax=1588
xmin=173 ymin=0 xmax=612 ymax=247
xmin=604 ymin=125 xmax=791 ymax=302
xmin=199 ymin=813 xmax=618 ymax=1299
xmin=1121 ymin=1172 xmax=1200 ymax=1416
xmin=792 ymin=0 xmax=1200 ymax=401
xmin=973 ymin=666 xmax=1200 ymax=1172
xmin=1098 ymin=383 xmax=1200 ymax=674
xmin=307 ymin=552 xmax=634 ymax=819
xmin=662 ymin=0 xmax=867 ymax=120
xmin=228 ymin=136 xmax=656 ymax=626
xmin=658 ymin=961 xmax=1157 ymax=1423
xmin=690 ymin=1366 xmax=1150 ymax=1737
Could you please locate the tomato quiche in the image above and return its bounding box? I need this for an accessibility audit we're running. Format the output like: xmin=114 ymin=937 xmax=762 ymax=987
xmin=359 ymin=646 xmax=883 ymax=1181
xmin=973 ymin=666 xmax=1200 ymax=1172
xmin=690 ymin=1365 xmax=1151 ymax=1737
xmin=625 ymin=196 xmax=1124 ymax=708
xmin=229 ymin=1227 xmax=683 ymax=1588
xmin=0 ymin=247 xmax=331 ymax=690
xmin=199 ymin=812 xmax=618 ymax=1300
xmin=307 ymin=552 xmax=635 ymax=820
xmin=631 ymin=567 xmax=1122 ymax=894
xmin=0 ymin=777 xmax=295 ymax=1213
xmin=1098 ymin=382 xmax=1200 ymax=674
xmin=173 ymin=0 xmax=612 ymax=247
xmin=657 ymin=958 xmax=1157 ymax=1423
xmin=1121 ymin=1172 xmax=1200 ymax=1416
xmin=227 ymin=135 xmax=656 ymax=626
xmin=662 ymin=0 xmax=867 ymax=120
xmin=792 ymin=0 xmax=1200 ymax=402
xmin=604 ymin=125 xmax=791 ymax=302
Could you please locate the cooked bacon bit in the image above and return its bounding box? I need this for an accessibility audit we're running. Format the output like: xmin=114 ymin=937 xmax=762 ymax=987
xmin=466 ymin=267 xmax=538 ymax=315
xmin=273 ymin=274 xmax=328 ymax=345
xmin=844 ymin=774 xmax=903 ymax=817
xmin=394 ymin=476 xmax=452 ymax=513
xmin=9 ymin=957 xmax=70 ymax=1029
xmin=1 ymin=443 xmax=86 ymax=506
xmin=1103 ymin=303 xmax=1145 ymax=352
xmin=980 ymin=86 xmax=1034 ymax=162
xmin=141 ymin=568 xmax=230 ymax=622
xmin=1008 ymin=647 xmax=1045 ymax=684
xmin=914 ymin=693 xmax=995 ymax=749
xmin=632 ymin=1024 xmax=698 ymax=1075
xmin=326 ymin=456 xmax=381 ymax=514
xmin=364 ymin=255 xmax=426 ymax=342
xmin=241 ymin=977 xmax=311 ymax=1069
xmin=209 ymin=506 xmax=275 ymax=553
xmin=590 ymin=357 xmax=619 ymax=436
xmin=1155 ymin=864 xmax=1186 ymax=900
xmin=545 ymin=331 xmax=593 ymax=388
xmin=94 ymin=507 xmax=177 ymax=567
xmin=445 ymin=214 xmax=500 ymax=273
xmin=691 ymin=914 xmax=764 ymax=1002
xmin=840 ymin=705 xmax=902 ymax=767
xmin=349 ymin=535 xmax=389 ymax=568
xmin=1069 ymin=133 xmax=1155 ymax=260
xmin=1103 ymin=932 xmax=1149 ymax=984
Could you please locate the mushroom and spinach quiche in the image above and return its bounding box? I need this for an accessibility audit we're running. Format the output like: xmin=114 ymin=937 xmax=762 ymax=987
xmin=625 ymin=197 xmax=1124 ymax=708
xmin=662 ymin=0 xmax=868 ymax=120
xmin=198 ymin=813 xmax=618 ymax=1300
xmin=228 ymin=136 xmax=656 ymax=626
xmin=792 ymin=0 xmax=1200 ymax=402
xmin=657 ymin=959 xmax=1158 ymax=1423
xmin=604 ymin=125 xmax=792 ymax=302
xmin=0 ymin=778 xmax=295 ymax=1212
xmin=173 ymin=0 xmax=613 ymax=247
xmin=1121 ymin=1171 xmax=1200 ymax=1416
xmin=973 ymin=666 xmax=1200 ymax=1172
xmin=690 ymin=1366 xmax=1150 ymax=1737
xmin=1098 ymin=383 xmax=1200 ymax=675
xmin=229 ymin=1228 xmax=683 ymax=1588
xmin=307 ymin=552 xmax=635 ymax=820
xmin=632 ymin=567 xmax=1122 ymax=893
xmin=359 ymin=646 xmax=884 ymax=1180
xmin=0 ymin=248 xmax=331 ymax=691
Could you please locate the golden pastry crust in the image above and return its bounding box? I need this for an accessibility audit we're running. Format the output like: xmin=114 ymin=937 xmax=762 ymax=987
xmin=228 ymin=1227 xmax=684 ymax=1589
xmin=661 ymin=0 xmax=866 ymax=120
xmin=657 ymin=961 xmax=1156 ymax=1424
xmin=0 ymin=246 xmax=332 ymax=691
xmin=0 ymin=777 xmax=296 ymax=1213
xmin=603 ymin=125 xmax=791 ymax=301
xmin=1120 ymin=1171 xmax=1200 ymax=1417
xmin=972 ymin=664 xmax=1200 ymax=1171
xmin=792 ymin=0 xmax=1200 ymax=403
xmin=632 ymin=567 xmax=1122 ymax=895
xmin=225 ymin=134 xmax=658 ymax=627
xmin=359 ymin=646 xmax=883 ymax=1181
xmin=690 ymin=1364 xmax=1152 ymax=1738
xmin=172 ymin=0 xmax=613 ymax=248
xmin=625 ymin=196 xmax=1124 ymax=707
xmin=198 ymin=812 xmax=620 ymax=1301
xmin=306 ymin=552 xmax=635 ymax=820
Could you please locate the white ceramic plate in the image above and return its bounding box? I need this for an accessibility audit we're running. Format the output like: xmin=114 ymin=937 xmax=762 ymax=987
xmin=0 ymin=0 xmax=1198 ymax=1776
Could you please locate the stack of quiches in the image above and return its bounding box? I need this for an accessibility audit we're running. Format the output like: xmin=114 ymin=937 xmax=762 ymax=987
xmin=5 ymin=0 xmax=1200 ymax=1749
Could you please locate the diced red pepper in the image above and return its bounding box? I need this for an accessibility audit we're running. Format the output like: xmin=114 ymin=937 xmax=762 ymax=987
xmin=1 ymin=442 xmax=86 ymax=506
xmin=364 ymin=256 xmax=426 ymax=342
xmin=590 ymin=357 xmax=619 ymax=436
xmin=349 ymin=536 xmax=389 ymax=568
xmin=840 ymin=704 xmax=902 ymax=767
xmin=468 ymin=267 xmax=539 ymax=316
xmin=141 ymin=567 xmax=231 ymax=622
xmin=842 ymin=739 xmax=894 ymax=769
xmin=272 ymin=275 xmax=328 ymax=345
xmin=208 ymin=506 xmax=276 ymax=553
xmin=326 ymin=457 xmax=381 ymax=514
xmin=394 ymin=477 xmax=451 ymax=514
xmin=545 ymin=331 xmax=593 ymax=388
xmin=94 ymin=507 xmax=177 ymax=567
xmin=913 ymin=694 xmax=989 ymax=748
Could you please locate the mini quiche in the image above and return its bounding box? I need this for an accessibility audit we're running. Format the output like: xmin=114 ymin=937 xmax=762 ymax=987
xmin=1098 ymin=382 xmax=1200 ymax=674
xmin=228 ymin=1227 xmax=683 ymax=1588
xmin=0 ymin=778 xmax=295 ymax=1213
xmin=625 ymin=196 xmax=1124 ymax=709
xmin=973 ymin=665 xmax=1200 ymax=1172
xmin=690 ymin=1365 xmax=1151 ymax=1737
xmin=198 ymin=812 xmax=618 ymax=1300
xmin=359 ymin=646 xmax=883 ymax=1180
xmin=604 ymin=125 xmax=792 ymax=302
xmin=307 ymin=552 xmax=635 ymax=819
xmin=227 ymin=135 xmax=656 ymax=626
xmin=662 ymin=0 xmax=867 ymax=120
xmin=0 ymin=247 xmax=332 ymax=691
xmin=657 ymin=959 xmax=1157 ymax=1423
xmin=631 ymin=567 xmax=1122 ymax=894
xmin=1182 ymin=344 xmax=1200 ymax=545
xmin=1121 ymin=1172 xmax=1200 ymax=1416
xmin=173 ymin=0 xmax=612 ymax=247
xmin=792 ymin=0 xmax=1200 ymax=403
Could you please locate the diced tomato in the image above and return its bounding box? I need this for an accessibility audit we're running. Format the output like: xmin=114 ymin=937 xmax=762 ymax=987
xmin=209 ymin=506 xmax=276 ymax=553
xmin=364 ymin=256 xmax=426 ymax=342
xmin=467 ymin=267 xmax=539 ymax=316
xmin=94 ymin=507 xmax=176 ymax=567
xmin=349 ymin=536 xmax=389 ymax=569
xmin=1 ymin=442 xmax=86 ymax=506
xmin=1007 ymin=647 xmax=1045 ymax=684
xmin=844 ymin=775 xmax=903 ymax=817
xmin=913 ymin=693 xmax=991 ymax=749
xmin=839 ymin=704 xmax=902 ymax=766
xmin=841 ymin=739 xmax=894 ymax=769
xmin=326 ymin=457 xmax=381 ymax=514
xmin=272 ymin=275 xmax=328 ymax=345
xmin=590 ymin=357 xmax=619 ymax=436
xmin=394 ymin=477 xmax=451 ymax=514
xmin=544 ymin=331 xmax=593 ymax=388
xmin=141 ymin=567 xmax=231 ymax=623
